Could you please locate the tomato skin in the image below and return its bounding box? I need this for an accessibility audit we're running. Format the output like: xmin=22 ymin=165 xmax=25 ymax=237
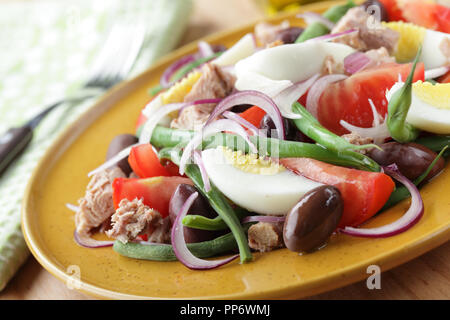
xmin=112 ymin=176 xmax=193 ymax=217
xmin=238 ymin=106 xmax=266 ymax=128
xmin=317 ymin=62 xmax=424 ymax=135
xmin=128 ymin=144 xmax=170 ymax=178
xmin=161 ymin=159 xmax=184 ymax=177
xmin=280 ymin=158 xmax=395 ymax=228
xmin=136 ymin=111 xmax=148 ymax=130
xmin=439 ymin=71 xmax=450 ymax=84
xmin=379 ymin=0 xmax=406 ymax=21
xmin=435 ymin=4 xmax=450 ymax=33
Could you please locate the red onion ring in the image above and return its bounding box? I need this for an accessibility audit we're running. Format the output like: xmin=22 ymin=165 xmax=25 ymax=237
xmin=73 ymin=230 xmax=114 ymax=248
xmin=424 ymin=66 xmax=450 ymax=80
xmin=160 ymin=54 xmax=196 ymax=88
xmin=340 ymin=164 xmax=424 ymax=238
xmin=344 ymin=51 xmax=371 ymax=74
xmin=306 ymin=74 xmax=348 ymax=118
xmin=222 ymin=111 xmax=262 ymax=137
xmin=171 ymin=192 xmax=239 ymax=269
xmin=197 ymin=41 xmax=214 ymax=58
xmin=179 ymin=118 xmax=257 ymax=175
xmin=241 ymin=215 xmax=286 ymax=224
xmin=340 ymin=98 xmax=390 ymax=145
xmin=140 ymin=98 xmax=223 ymax=145
xmin=304 ymin=29 xmax=358 ymax=43
xmin=88 ymin=143 xmax=140 ymax=177
xmin=297 ymin=12 xmax=335 ymax=30
xmin=193 ymin=150 xmax=211 ymax=192
xmin=205 ymin=90 xmax=285 ymax=140
xmin=273 ymin=74 xmax=320 ymax=119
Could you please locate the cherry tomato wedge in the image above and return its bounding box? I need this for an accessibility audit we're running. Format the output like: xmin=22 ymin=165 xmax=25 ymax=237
xmin=238 ymin=106 xmax=266 ymax=129
xmin=128 ymin=144 xmax=170 ymax=178
xmin=280 ymin=158 xmax=395 ymax=228
xmin=317 ymin=62 xmax=424 ymax=135
xmin=112 ymin=176 xmax=193 ymax=217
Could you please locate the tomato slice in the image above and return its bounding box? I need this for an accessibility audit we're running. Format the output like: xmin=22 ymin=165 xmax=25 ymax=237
xmin=112 ymin=176 xmax=193 ymax=217
xmin=378 ymin=0 xmax=406 ymax=21
xmin=238 ymin=106 xmax=266 ymax=128
xmin=400 ymin=0 xmax=450 ymax=33
xmin=317 ymin=62 xmax=424 ymax=135
xmin=280 ymin=158 xmax=395 ymax=228
xmin=128 ymin=144 xmax=170 ymax=178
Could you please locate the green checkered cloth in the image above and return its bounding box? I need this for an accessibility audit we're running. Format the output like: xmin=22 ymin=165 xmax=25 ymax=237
xmin=0 ymin=0 xmax=192 ymax=291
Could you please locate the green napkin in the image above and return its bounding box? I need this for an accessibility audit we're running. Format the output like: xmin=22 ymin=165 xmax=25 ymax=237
xmin=0 ymin=0 xmax=192 ymax=291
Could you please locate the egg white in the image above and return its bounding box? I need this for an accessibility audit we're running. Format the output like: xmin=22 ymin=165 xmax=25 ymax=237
xmin=387 ymin=82 xmax=450 ymax=134
xmin=234 ymin=41 xmax=355 ymax=97
xmin=201 ymin=147 xmax=323 ymax=215
xmin=420 ymin=29 xmax=450 ymax=70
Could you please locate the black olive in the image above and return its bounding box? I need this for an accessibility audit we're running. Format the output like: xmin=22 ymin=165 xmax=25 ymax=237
xmin=106 ymin=134 xmax=138 ymax=175
xmin=368 ymin=142 xmax=445 ymax=182
xmin=259 ymin=114 xmax=312 ymax=142
xmin=169 ymin=184 xmax=218 ymax=243
xmin=283 ymin=186 xmax=343 ymax=253
xmin=275 ymin=27 xmax=304 ymax=44
xmin=231 ymin=104 xmax=253 ymax=113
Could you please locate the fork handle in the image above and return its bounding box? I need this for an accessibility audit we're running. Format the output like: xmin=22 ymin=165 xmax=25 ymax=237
xmin=0 ymin=126 xmax=33 ymax=175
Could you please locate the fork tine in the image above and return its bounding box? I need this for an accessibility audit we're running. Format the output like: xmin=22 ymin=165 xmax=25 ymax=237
xmin=85 ymin=24 xmax=125 ymax=87
xmin=85 ymin=20 xmax=146 ymax=89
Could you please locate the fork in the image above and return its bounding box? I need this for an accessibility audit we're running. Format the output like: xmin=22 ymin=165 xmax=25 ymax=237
xmin=0 ymin=21 xmax=146 ymax=175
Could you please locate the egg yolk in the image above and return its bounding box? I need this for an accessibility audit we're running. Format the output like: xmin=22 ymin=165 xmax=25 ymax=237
xmin=221 ymin=147 xmax=285 ymax=175
xmin=383 ymin=21 xmax=426 ymax=62
xmin=413 ymin=81 xmax=450 ymax=110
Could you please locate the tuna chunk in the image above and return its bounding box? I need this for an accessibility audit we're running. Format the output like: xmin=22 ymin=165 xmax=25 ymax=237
xmin=341 ymin=132 xmax=375 ymax=154
xmin=106 ymin=198 xmax=163 ymax=243
xmin=440 ymin=38 xmax=450 ymax=65
xmin=364 ymin=47 xmax=396 ymax=67
xmin=248 ymin=222 xmax=284 ymax=252
xmin=75 ymin=167 xmax=125 ymax=236
xmin=171 ymin=63 xmax=236 ymax=130
xmin=331 ymin=7 xmax=399 ymax=53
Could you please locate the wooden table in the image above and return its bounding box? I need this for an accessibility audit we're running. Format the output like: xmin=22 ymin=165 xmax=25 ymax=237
xmin=1 ymin=0 xmax=449 ymax=300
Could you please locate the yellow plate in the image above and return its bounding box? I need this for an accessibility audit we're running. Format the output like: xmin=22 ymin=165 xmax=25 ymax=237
xmin=22 ymin=1 xmax=450 ymax=300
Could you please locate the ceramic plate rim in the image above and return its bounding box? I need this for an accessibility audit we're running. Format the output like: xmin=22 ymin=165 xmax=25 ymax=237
xmin=21 ymin=0 xmax=450 ymax=300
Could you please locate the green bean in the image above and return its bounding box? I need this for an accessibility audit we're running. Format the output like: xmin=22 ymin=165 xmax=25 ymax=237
xmin=160 ymin=148 xmax=252 ymax=263
xmin=113 ymin=227 xmax=249 ymax=262
xmin=415 ymin=135 xmax=450 ymax=157
xmin=171 ymin=52 xmax=222 ymax=83
xmin=387 ymin=48 xmax=422 ymax=143
xmin=295 ymin=0 xmax=356 ymax=43
xmin=148 ymin=84 xmax=164 ymax=97
xmin=381 ymin=146 xmax=448 ymax=211
xmin=153 ymin=126 xmax=380 ymax=172
xmin=182 ymin=207 xmax=250 ymax=231
xmin=291 ymin=102 xmax=380 ymax=153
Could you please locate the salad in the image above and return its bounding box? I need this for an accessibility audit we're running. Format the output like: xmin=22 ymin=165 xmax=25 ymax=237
xmin=68 ymin=0 xmax=450 ymax=270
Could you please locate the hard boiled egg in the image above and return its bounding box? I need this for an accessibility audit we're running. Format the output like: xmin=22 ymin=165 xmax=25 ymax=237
xmin=387 ymin=80 xmax=450 ymax=134
xmin=384 ymin=21 xmax=450 ymax=69
xmin=234 ymin=41 xmax=355 ymax=97
xmin=201 ymin=147 xmax=323 ymax=215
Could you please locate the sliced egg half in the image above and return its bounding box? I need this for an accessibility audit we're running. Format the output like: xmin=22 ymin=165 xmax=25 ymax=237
xmin=387 ymin=80 xmax=450 ymax=134
xmin=234 ymin=41 xmax=355 ymax=97
xmin=383 ymin=21 xmax=450 ymax=69
xmin=201 ymin=147 xmax=323 ymax=215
